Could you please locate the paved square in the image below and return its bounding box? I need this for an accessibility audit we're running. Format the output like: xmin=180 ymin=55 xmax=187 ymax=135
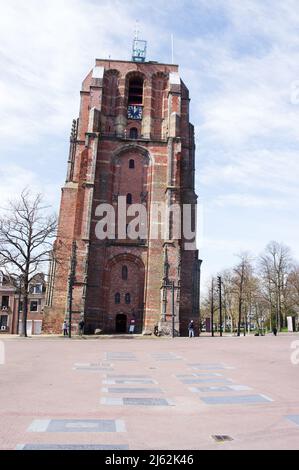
xmin=0 ymin=334 xmax=299 ymax=450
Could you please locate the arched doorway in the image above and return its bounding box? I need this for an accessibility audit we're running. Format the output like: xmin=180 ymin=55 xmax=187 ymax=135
xmin=116 ymin=314 xmax=127 ymax=333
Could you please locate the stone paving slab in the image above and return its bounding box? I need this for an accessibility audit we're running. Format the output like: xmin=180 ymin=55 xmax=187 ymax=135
xmin=102 ymin=387 xmax=163 ymax=394
xmin=106 ymin=374 xmax=151 ymax=378
xmin=180 ymin=378 xmax=232 ymax=384
xmin=188 ymin=363 xmax=226 ymax=370
xmin=103 ymin=379 xmax=157 ymax=384
xmin=74 ymin=367 xmax=113 ymax=371
xmin=200 ymin=394 xmax=273 ymax=405
xmin=190 ymin=385 xmax=252 ymax=393
xmin=105 ymin=353 xmax=137 ymax=362
xmin=101 ymin=397 xmax=174 ymax=406
xmin=16 ymin=444 xmax=129 ymax=450
xmin=176 ymin=373 xmax=223 ymax=378
xmin=151 ymin=353 xmax=182 ymax=361
xmin=28 ymin=419 xmax=126 ymax=433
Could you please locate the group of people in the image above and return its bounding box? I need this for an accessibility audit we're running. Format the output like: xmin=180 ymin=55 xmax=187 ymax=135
xmin=61 ymin=318 xmax=279 ymax=337
xmin=62 ymin=319 xmax=85 ymax=336
xmin=62 ymin=318 xmax=195 ymax=337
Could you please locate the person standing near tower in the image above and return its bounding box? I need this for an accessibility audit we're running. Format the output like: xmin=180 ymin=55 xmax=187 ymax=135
xmin=188 ymin=320 xmax=195 ymax=338
xmin=62 ymin=320 xmax=68 ymax=336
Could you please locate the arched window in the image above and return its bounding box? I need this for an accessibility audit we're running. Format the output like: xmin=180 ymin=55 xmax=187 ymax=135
xmin=129 ymin=159 xmax=135 ymax=169
xmin=125 ymin=293 xmax=131 ymax=304
xmin=129 ymin=128 xmax=138 ymax=139
xmin=126 ymin=193 xmax=132 ymax=204
xmin=128 ymin=78 xmax=143 ymax=105
xmin=122 ymin=266 xmax=128 ymax=280
xmin=115 ymin=292 xmax=120 ymax=304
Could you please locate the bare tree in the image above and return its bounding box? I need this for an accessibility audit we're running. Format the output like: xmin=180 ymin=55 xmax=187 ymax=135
xmin=287 ymin=265 xmax=299 ymax=329
xmin=232 ymin=253 xmax=254 ymax=336
xmin=259 ymin=241 xmax=292 ymax=331
xmin=0 ymin=190 xmax=57 ymax=336
xmin=220 ymin=269 xmax=238 ymax=333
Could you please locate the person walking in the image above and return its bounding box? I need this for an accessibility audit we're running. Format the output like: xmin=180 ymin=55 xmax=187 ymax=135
xmin=272 ymin=326 xmax=277 ymax=336
xmin=188 ymin=320 xmax=195 ymax=338
xmin=78 ymin=319 xmax=85 ymax=336
xmin=62 ymin=320 xmax=68 ymax=336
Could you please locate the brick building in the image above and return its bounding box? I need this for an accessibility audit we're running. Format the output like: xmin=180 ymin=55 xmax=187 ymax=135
xmin=45 ymin=42 xmax=201 ymax=336
xmin=0 ymin=272 xmax=46 ymax=335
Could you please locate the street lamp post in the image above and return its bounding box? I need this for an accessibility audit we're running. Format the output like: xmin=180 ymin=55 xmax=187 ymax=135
xmin=211 ymin=278 xmax=214 ymax=337
xmin=163 ymin=280 xmax=180 ymax=338
xmin=67 ymin=241 xmax=77 ymax=339
xmin=198 ymin=259 xmax=203 ymax=335
xmin=217 ymin=276 xmax=223 ymax=337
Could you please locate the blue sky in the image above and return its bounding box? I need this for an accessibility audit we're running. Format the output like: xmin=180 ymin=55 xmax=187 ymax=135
xmin=0 ymin=0 xmax=299 ymax=290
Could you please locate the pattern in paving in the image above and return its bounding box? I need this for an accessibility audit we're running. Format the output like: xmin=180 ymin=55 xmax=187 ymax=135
xmin=179 ymin=362 xmax=273 ymax=409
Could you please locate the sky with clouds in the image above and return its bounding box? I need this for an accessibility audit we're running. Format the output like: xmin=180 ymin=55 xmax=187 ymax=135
xmin=0 ymin=0 xmax=299 ymax=289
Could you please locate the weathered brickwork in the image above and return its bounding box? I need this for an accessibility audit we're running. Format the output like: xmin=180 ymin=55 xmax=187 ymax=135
xmin=44 ymin=58 xmax=200 ymax=336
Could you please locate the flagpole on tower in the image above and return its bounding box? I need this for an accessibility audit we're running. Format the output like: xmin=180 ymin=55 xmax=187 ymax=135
xmin=171 ymin=34 xmax=174 ymax=64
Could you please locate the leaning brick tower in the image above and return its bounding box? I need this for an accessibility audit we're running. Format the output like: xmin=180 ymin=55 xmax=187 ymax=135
xmin=44 ymin=37 xmax=200 ymax=336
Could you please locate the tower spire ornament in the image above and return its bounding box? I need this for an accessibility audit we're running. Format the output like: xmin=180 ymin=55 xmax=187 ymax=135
xmin=134 ymin=20 xmax=139 ymax=40
xmin=132 ymin=22 xmax=147 ymax=62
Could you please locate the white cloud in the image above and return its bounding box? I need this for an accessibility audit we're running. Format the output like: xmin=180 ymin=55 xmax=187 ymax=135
xmin=201 ymin=148 xmax=299 ymax=200
xmin=0 ymin=164 xmax=59 ymax=210
xmin=0 ymin=0 xmax=137 ymax=144
xmin=212 ymin=193 xmax=287 ymax=209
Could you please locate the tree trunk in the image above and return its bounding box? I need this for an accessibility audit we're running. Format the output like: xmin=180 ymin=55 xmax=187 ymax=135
xmin=237 ymin=298 xmax=242 ymax=336
xmin=20 ymin=279 xmax=29 ymax=337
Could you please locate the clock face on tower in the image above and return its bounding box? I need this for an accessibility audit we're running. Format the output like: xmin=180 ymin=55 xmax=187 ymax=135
xmin=127 ymin=105 xmax=143 ymax=120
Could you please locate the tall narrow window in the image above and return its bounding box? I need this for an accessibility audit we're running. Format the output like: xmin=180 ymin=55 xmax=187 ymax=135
xmin=128 ymin=78 xmax=143 ymax=105
xmin=115 ymin=293 xmax=120 ymax=304
xmin=122 ymin=266 xmax=128 ymax=280
xmin=126 ymin=193 xmax=132 ymax=204
xmin=1 ymin=296 xmax=9 ymax=308
xmin=125 ymin=293 xmax=131 ymax=304
xmin=30 ymin=301 xmax=38 ymax=312
xmin=129 ymin=159 xmax=135 ymax=169
xmin=129 ymin=128 xmax=138 ymax=139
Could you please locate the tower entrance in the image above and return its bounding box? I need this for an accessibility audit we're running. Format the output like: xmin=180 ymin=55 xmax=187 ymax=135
xmin=115 ymin=314 xmax=127 ymax=333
